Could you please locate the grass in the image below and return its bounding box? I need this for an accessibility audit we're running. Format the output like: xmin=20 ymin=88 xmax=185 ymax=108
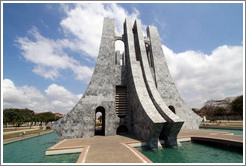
xmin=3 ymin=129 xmax=52 ymax=140
xmin=200 ymin=121 xmax=243 ymax=128
xmin=3 ymin=129 xmax=20 ymax=132
xmin=3 ymin=126 xmax=39 ymax=132
xmin=222 ymin=124 xmax=243 ymax=127
xmin=3 ymin=127 xmax=38 ymax=132
xmin=4 ymin=126 xmax=39 ymax=130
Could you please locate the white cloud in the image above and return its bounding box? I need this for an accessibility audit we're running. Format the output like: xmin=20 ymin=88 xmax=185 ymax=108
xmin=16 ymin=27 xmax=93 ymax=81
xmin=163 ymin=45 xmax=243 ymax=108
xmin=45 ymin=84 xmax=79 ymax=103
xmin=3 ymin=79 xmax=49 ymax=111
xmin=16 ymin=4 xmax=139 ymax=83
xmin=77 ymin=94 xmax=83 ymax=99
xmin=3 ymin=79 xmax=81 ymax=113
xmin=115 ymin=40 xmax=125 ymax=54
xmin=60 ymin=3 xmax=139 ymax=57
xmin=44 ymin=84 xmax=80 ymax=112
xmin=70 ymin=65 xmax=93 ymax=82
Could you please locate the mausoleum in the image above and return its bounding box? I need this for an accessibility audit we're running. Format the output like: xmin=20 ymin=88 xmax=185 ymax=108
xmin=52 ymin=18 xmax=202 ymax=148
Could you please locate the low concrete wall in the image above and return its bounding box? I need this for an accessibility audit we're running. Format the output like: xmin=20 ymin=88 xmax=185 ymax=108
xmin=191 ymin=136 xmax=243 ymax=147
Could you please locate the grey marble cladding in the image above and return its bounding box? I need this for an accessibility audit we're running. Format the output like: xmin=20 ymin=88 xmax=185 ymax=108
xmin=147 ymin=26 xmax=202 ymax=129
xmin=52 ymin=18 xmax=119 ymax=138
xmin=52 ymin=17 xmax=202 ymax=148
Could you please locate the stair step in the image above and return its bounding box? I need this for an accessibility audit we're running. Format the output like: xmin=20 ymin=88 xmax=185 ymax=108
xmin=116 ymin=86 xmax=128 ymax=117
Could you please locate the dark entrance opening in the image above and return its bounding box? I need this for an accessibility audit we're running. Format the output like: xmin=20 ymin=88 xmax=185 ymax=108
xmin=168 ymin=105 xmax=176 ymax=114
xmin=116 ymin=125 xmax=128 ymax=135
xmin=95 ymin=106 xmax=105 ymax=135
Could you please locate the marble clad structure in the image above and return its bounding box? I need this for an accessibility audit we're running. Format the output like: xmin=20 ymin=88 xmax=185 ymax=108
xmin=52 ymin=18 xmax=202 ymax=148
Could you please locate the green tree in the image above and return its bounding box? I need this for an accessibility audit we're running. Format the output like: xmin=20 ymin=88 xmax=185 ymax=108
xmin=36 ymin=112 xmax=56 ymax=125
xmin=3 ymin=108 xmax=35 ymax=128
xmin=3 ymin=108 xmax=60 ymax=128
xmin=213 ymin=107 xmax=226 ymax=116
xmin=21 ymin=108 xmax=35 ymax=122
xmin=231 ymin=95 xmax=243 ymax=118
xmin=4 ymin=108 xmax=22 ymax=128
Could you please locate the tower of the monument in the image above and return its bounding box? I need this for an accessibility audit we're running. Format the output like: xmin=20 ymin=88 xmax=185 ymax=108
xmin=52 ymin=18 xmax=202 ymax=148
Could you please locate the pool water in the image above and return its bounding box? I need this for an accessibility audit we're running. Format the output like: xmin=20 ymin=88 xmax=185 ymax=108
xmin=3 ymin=129 xmax=243 ymax=163
xmin=200 ymin=128 xmax=243 ymax=135
xmin=42 ymin=153 xmax=80 ymax=163
xmin=3 ymin=132 xmax=80 ymax=163
xmin=136 ymin=141 xmax=243 ymax=163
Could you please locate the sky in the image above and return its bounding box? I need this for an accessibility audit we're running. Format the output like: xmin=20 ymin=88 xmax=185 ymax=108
xmin=2 ymin=2 xmax=244 ymax=113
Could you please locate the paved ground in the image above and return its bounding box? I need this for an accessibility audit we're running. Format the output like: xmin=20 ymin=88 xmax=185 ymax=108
xmin=48 ymin=134 xmax=148 ymax=163
xmin=47 ymin=129 xmax=243 ymax=163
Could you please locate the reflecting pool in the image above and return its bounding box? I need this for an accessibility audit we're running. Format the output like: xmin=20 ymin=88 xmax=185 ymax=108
xmin=135 ymin=141 xmax=243 ymax=163
xmin=3 ymin=132 xmax=79 ymax=163
xmin=3 ymin=130 xmax=243 ymax=163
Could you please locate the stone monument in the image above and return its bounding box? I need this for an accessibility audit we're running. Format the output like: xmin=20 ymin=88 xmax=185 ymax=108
xmin=52 ymin=18 xmax=202 ymax=148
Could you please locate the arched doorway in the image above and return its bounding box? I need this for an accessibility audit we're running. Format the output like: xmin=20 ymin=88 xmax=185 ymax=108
xmin=116 ymin=125 xmax=128 ymax=135
xmin=168 ymin=105 xmax=176 ymax=114
xmin=115 ymin=40 xmax=125 ymax=66
xmin=95 ymin=106 xmax=105 ymax=135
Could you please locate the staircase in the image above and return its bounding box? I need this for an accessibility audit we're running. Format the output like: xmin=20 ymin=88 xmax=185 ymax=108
xmin=116 ymin=86 xmax=127 ymax=117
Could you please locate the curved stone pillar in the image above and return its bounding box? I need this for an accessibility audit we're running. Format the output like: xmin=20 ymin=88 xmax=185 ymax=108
xmin=147 ymin=26 xmax=202 ymax=129
xmin=124 ymin=18 xmax=165 ymax=148
xmin=132 ymin=19 xmax=184 ymax=146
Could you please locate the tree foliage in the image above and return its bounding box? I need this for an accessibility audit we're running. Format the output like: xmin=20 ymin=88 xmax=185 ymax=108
xmin=231 ymin=95 xmax=243 ymax=116
xmin=3 ymin=108 xmax=35 ymax=127
xmin=36 ymin=112 xmax=56 ymax=125
xmin=213 ymin=107 xmax=226 ymax=116
xmin=198 ymin=95 xmax=243 ymax=119
xmin=3 ymin=108 xmax=58 ymax=127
